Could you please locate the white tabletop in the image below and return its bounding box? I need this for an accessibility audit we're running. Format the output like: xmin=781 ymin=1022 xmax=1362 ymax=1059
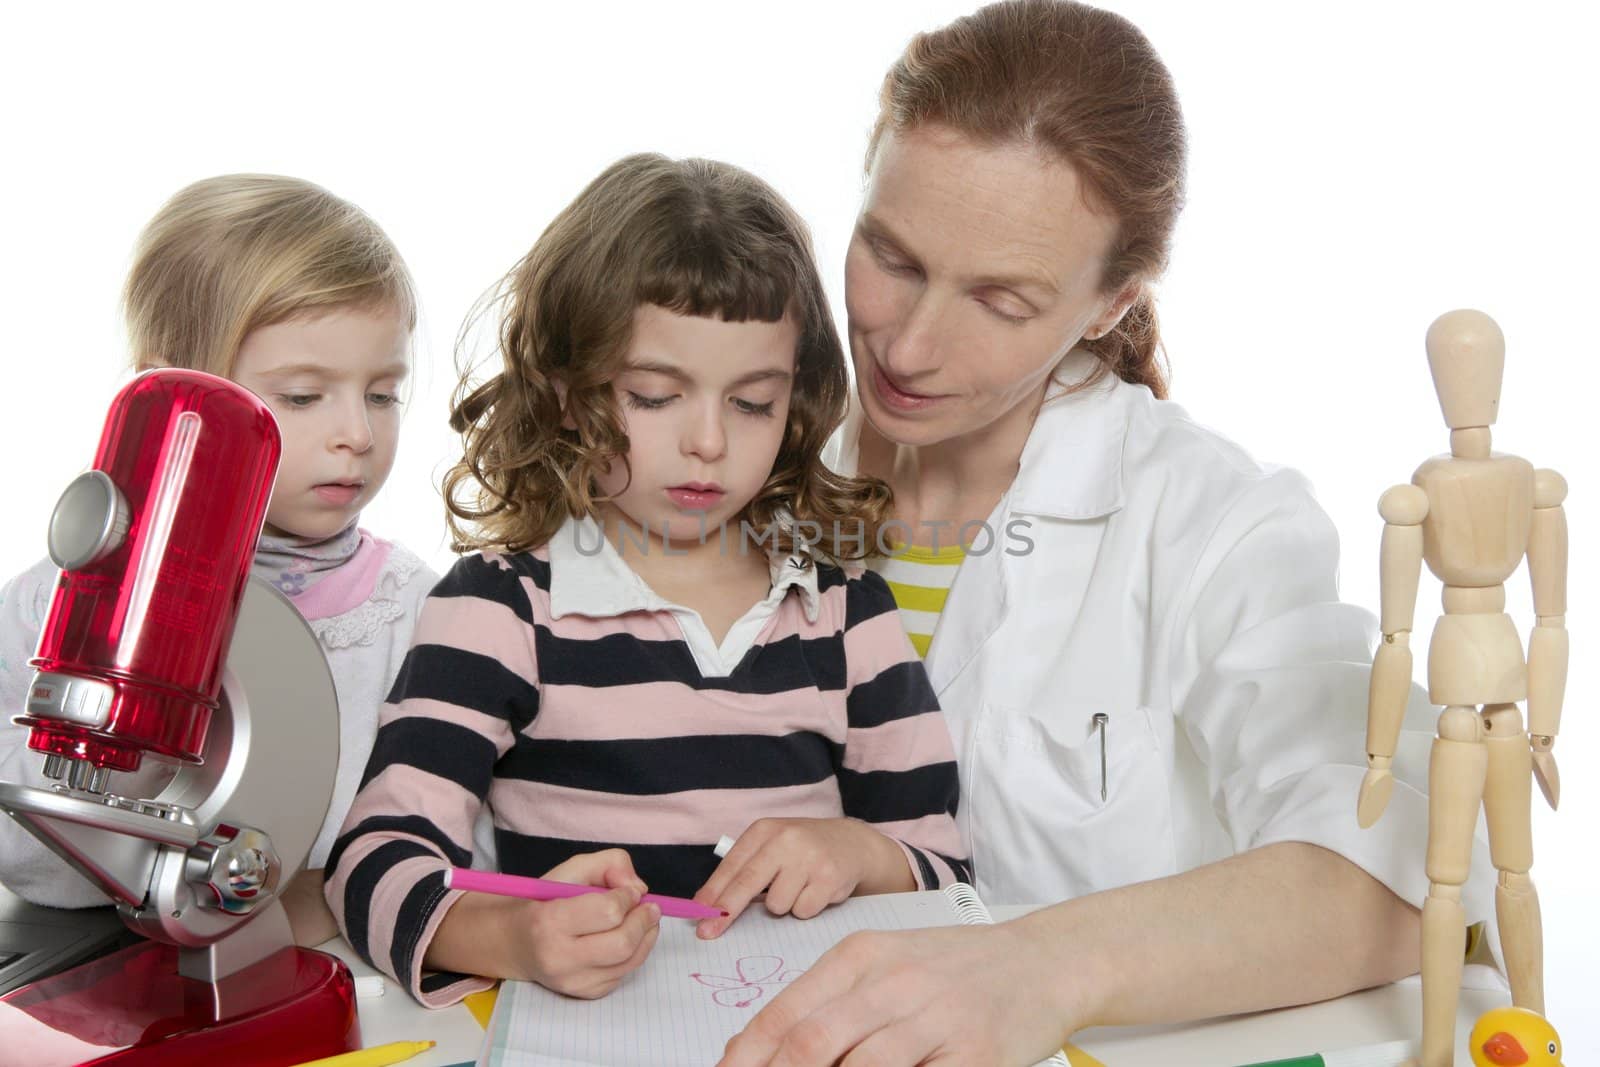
xmin=321 ymin=906 xmax=1509 ymax=1067
xmin=318 ymin=936 xmax=485 ymax=1066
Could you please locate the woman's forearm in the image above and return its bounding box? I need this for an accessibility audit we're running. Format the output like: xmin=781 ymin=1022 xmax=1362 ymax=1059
xmin=1016 ymin=842 xmax=1421 ymax=1030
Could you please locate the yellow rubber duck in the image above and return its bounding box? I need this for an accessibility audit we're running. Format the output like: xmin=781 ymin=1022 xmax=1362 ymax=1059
xmin=1469 ymin=1007 xmax=1563 ymax=1066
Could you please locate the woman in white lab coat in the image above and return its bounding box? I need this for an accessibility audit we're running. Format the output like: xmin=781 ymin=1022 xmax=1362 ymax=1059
xmin=718 ymin=3 xmax=1495 ymax=1065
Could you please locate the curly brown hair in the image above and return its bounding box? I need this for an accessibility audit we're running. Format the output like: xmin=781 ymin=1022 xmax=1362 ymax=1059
xmin=444 ymin=153 xmax=891 ymax=560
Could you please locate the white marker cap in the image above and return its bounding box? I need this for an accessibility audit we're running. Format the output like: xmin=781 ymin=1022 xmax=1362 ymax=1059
xmin=714 ymin=835 xmax=736 ymax=858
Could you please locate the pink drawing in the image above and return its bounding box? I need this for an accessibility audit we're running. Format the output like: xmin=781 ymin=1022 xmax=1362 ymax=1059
xmin=689 ymin=955 xmax=805 ymax=1008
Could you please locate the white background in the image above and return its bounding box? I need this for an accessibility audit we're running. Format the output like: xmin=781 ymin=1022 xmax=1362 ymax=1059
xmin=1 ymin=0 xmax=1594 ymax=1054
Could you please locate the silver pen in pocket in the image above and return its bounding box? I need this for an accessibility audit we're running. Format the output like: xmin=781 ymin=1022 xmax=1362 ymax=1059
xmin=1092 ymin=712 xmax=1108 ymax=801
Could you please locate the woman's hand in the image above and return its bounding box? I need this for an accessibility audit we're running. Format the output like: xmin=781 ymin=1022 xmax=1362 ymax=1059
xmin=716 ymin=919 xmax=1078 ymax=1067
xmin=717 ymin=841 xmax=1425 ymax=1066
xmin=693 ymin=818 xmax=914 ymax=939
xmin=427 ymin=848 xmax=661 ymax=999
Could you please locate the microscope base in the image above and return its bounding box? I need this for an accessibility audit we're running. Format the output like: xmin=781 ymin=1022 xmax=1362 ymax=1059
xmin=0 ymin=939 xmax=360 ymax=1066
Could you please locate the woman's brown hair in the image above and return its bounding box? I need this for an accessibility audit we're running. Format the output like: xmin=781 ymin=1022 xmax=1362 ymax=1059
xmin=444 ymin=153 xmax=891 ymax=558
xmin=870 ymin=0 xmax=1187 ymax=398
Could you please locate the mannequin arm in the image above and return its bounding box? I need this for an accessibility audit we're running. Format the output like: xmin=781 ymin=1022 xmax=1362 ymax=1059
xmin=1526 ymin=468 xmax=1567 ymax=808
xmin=1359 ymin=484 xmax=1428 ymax=827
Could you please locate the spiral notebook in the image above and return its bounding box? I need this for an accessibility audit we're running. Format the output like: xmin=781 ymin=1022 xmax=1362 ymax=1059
xmin=478 ymin=883 xmax=1073 ymax=1067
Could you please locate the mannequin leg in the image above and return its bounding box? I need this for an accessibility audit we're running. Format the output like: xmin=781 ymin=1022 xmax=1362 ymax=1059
xmin=1420 ymin=706 xmax=1486 ymax=1067
xmin=1482 ymin=702 xmax=1543 ymax=1012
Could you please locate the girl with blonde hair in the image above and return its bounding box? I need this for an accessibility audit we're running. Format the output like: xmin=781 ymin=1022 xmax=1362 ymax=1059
xmin=0 ymin=174 xmax=439 ymax=946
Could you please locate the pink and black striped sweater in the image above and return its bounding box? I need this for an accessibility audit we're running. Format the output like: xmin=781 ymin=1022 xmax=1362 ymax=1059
xmin=324 ymin=517 xmax=969 ymax=1006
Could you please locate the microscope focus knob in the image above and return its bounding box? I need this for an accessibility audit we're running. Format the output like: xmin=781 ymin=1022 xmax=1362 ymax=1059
xmin=48 ymin=469 xmax=131 ymax=570
xmin=185 ymin=825 xmax=281 ymax=914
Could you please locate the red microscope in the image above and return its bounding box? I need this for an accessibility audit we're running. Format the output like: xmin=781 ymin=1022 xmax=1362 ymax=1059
xmin=0 ymin=369 xmax=358 ymax=1064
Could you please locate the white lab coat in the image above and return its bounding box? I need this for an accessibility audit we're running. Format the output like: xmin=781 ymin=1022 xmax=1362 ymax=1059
xmin=829 ymin=352 xmax=1496 ymax=932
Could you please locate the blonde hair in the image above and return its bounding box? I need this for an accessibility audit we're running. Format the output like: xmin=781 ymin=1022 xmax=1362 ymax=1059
xmin=445 ymin=153 xmax=891 ymax=559
xmin=122 ymin=174 xmax=416 ymax=376
xmin=872 ymin=0 xmax=1187 ymax=398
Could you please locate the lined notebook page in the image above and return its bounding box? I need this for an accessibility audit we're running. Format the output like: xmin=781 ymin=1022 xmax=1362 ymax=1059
xmin=480 ymin=888 xmax=1067 ymax=1067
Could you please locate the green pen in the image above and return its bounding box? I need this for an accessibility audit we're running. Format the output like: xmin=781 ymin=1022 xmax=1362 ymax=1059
xmin=1230 ymin=1038 xmax=1414 ymax=1067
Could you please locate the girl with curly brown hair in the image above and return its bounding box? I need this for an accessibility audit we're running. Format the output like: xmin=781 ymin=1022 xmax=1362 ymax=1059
xmin=325 ymin=153 xmax=969 ymax=1006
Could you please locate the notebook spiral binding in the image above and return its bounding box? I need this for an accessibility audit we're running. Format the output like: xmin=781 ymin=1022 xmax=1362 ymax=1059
xmin=944 ymin=882 xmax=995 ymax=925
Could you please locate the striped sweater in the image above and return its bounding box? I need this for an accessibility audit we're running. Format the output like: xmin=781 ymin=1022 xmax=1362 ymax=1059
xmin=324 ymin=518 xmax=969 ymax=1005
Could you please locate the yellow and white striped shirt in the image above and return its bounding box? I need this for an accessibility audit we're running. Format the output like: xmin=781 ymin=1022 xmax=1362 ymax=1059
xmin=867 ymin=543 xmax=966 ymax=658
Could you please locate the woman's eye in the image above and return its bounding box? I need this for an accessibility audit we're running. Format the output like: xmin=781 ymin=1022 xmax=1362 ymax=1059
xmin=870 ymin=242 xmax=920 ymax=278
xmin=624 ymin=391 xmax=674 ymax=410
xmin=732 ymin=397 xmax=776 ymax=418
xmin=975 ymin=292 xmax=1034 ymax=325
xmin=278 ymin=393 xmax=319 ymax=408
xmin=367 ymin=392 xmax=401 ymax=408
xmin=982 ymin=303 xmax=1031 ymax=325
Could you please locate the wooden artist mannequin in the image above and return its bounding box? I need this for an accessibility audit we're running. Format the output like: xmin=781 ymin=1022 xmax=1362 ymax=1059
xmin=1358 ymin=308 xmax=1567 ymax=1067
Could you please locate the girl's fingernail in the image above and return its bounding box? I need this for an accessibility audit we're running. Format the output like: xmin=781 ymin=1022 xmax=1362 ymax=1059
xmin=647 ymin=903 xmax=661 ymax=922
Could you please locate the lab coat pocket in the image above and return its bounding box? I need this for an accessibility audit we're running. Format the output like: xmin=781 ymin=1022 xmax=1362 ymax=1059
xmin=968 ymin=701 xmax=1175 ymax=901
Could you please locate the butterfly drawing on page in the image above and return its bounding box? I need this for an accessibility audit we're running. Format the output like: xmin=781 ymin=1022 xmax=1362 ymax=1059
xmin=689 ymin=956 xmax=805 ymax=1008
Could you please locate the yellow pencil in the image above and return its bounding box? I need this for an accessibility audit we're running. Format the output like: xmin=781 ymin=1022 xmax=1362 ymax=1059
xmin=289 ymin=1039 xmax=436 ymax=1067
